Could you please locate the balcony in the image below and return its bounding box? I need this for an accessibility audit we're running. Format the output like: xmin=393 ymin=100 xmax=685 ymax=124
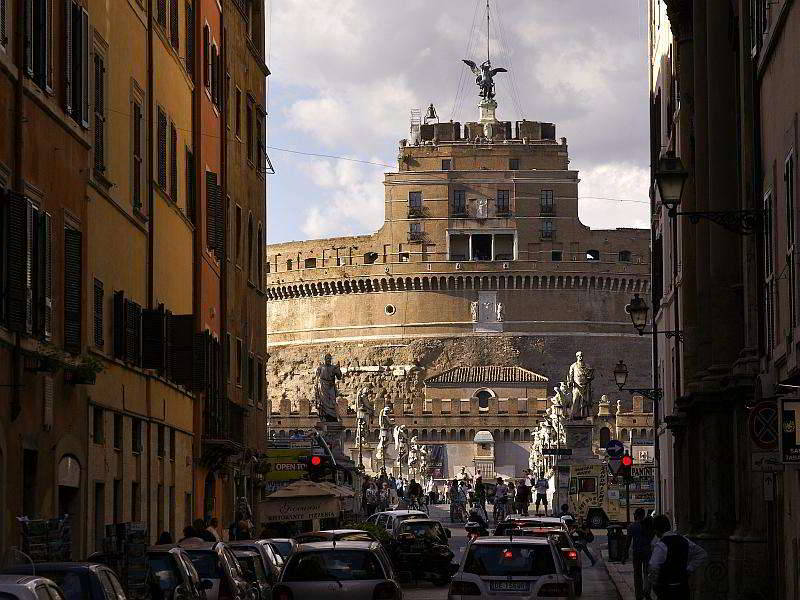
xmin=408 ymin=207 xmax=425 ymax=218
xmin=201 ymin=398 xmax=247 ymax=468
xmin=408 ymin=230 xmax=425 ymax=243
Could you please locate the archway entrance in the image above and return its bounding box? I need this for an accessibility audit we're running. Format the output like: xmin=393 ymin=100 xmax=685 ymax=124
xmin=57 ymin=455 xmax=81 ymax=559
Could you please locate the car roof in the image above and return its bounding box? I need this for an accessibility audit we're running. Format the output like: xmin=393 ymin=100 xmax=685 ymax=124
xmin=294 ymin=541 xmax=378 ymax=552
xmin=0 ymin=575 xmax=53 ymax=585
xmin=508 ymin=515 xmax=564 ymax=523
xmin=377 ymin=510 xmax=427 ymax=517
xmin=180 ymin=542 xmax=220 ymax=551
xmin=231 ymin=549 xmax=259 ymax=557
xmin=148 ymin=544 xmax=184 ymax=552
xmin=3 ymin=563 xmax=95 ymax=572
xmin=397 ymin=519 xmax=440 ymax=525
xmin=318 ymin=529 xmax=368 ymax=535
xmin=265 ymin=538 xmax=294 ymax=543
xmin=227 ymin=540 xmax=268 ymax=547
xmin=471 ymin=536 xmax=551 ymax=546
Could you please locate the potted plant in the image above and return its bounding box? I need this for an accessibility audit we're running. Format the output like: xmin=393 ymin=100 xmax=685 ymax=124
xmin=64 ymin=355 xmax=104 ymax=385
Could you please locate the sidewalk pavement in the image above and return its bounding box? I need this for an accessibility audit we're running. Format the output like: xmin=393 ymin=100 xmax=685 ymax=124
xmin=602 ymin=549 xmax=637 ymax=600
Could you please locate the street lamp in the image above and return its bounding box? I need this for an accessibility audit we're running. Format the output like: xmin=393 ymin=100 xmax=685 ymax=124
xmin=613 ymin=359 xmax=662 ymax=402
xmin=654 ymin=154 xmax=688 ymax=216
xmin=624 ymin=294 xmax=683 ymax=341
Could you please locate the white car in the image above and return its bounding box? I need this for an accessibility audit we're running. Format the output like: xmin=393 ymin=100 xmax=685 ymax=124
xmin=448 ymin=536 xmax=575 ymax=599
xmin=0 ymin=575 xmax=67 ymax=600
xmin=365 ymin=510 xmax=428 ymax=537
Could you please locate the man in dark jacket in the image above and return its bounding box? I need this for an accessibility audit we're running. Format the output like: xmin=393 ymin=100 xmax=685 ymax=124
xmin=647 ymin=515 xmax=707 ymax=599
xmin=515 ymin=479 xmax=530 ymax=516
xmin=624 ymin=508 xmax=655 ymax=600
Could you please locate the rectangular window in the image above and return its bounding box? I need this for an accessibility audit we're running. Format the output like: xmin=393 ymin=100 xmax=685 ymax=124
xmin=203 ymin=24 xmax=209 ymax=88
xmin=509 ymin=158 xmax=520 ymax=170
xmin=540 ymin=190 xmax=554 ymax=214
xmin=256 ymin=116 xmax=265 ymax=173
xmin=408 ymin=191 xmax=422 ymax=212
xmin=169 ymin=0 xmax=178 ymax=49
xmin=68 ymin=3 xmax=89 ymax=126
xmin=460 ymin=399 xmax=471 ymax=414
xmin=498 ymin=398 xmax=508 ymax=413
xmin=765 ymin=191 xmax=776 ymax=350
xmin=157 ymin=0 xmax=166 ymax=26
xmin=157 ymin=108 xmax=167 ymax=189
xmin=93 ymin=406 xmax=104 ymax=443
xmin=185 ymin=2 xmax=194 ymax=78
xmin=517 ymin=398 xmax=528 ymax=413
xmin=235 ymin=204 xmax=242 ymax=262
xmin=93 ymin=278 xmax=104 ymax=348
xmin=206 ymin=171 xmax=221 ymax=252
xmin=113 ymin=479 xmax=121 ymax=524
xmin=441 ymin=399 xmax=451 ymax=413
xmin=423 ymin=399 xmax=432 ymax=414
xmin=236 ymin=338 xmax=242 ymax=385
xmin=225 ymin=333 xmax=231 ymax=382
xmin=169 ymin=428 xmax=175 ymax=460
xmin=453 ymin=190 xmax=466 ymax=215
xmin=441 ymin=159 xmax=451 ymax=171
xmin=131 ymin=481 xmax=140 ymax=522
xmin=27 ymin=0 xmax=49 ymax=90
xmin=1 ymin=0 xmax=7 ymax=51
xmin=235 ymin=88 xmax=241 ymax=137
xmin=551 ymin=250 xmax=562 ymax=262
xmin=185 ymin=149 xmax=195 ymax=222
xmin=157 ymin=424 xmax=165 ymax=457
xmin=64 ymin=227 xmax=82 ymax=353
xmin=93 ymin=54 xmax=106 ymax=172
xmin=786 ymin=152 xmax=796 ymax=331
xmin=113 ymin=413 xmax=122 ymax=450
xmin=257 ymin=359 xmax=263 ymax=406
xmin=133 ymin=101 xmax=143 ymax=210
xmin=248 ymin=354 xmax=255 ymax=402
xmin=496 ymin=190 xmax=510 ymax=214
xmin=541 ymin=219 xmax=554 ymax=240
xmin=170 ymin=123 xmax=178 ymax=201
xmin=246 ymin=99 xmax=253 ymax=163
xmin=132 ymin=418 xmax=143 ymax=453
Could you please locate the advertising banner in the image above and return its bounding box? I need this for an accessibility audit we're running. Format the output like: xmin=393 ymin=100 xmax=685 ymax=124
xmin=427 ymin=444 xmax=445 ymax=478
xmin=260 ymin=496 xmax=339 ymax=522
xmin=263 ymin=449 xmax=309 ymax=481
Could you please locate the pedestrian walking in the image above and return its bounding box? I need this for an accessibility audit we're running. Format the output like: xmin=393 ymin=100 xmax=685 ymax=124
xmin=570 ymin=519 xmax=597 ymax=566
xmin=206 ymin=517 xmax=221 ymax=542
xmin=534 ymin=474 xmax=549 ymax=515
xmin=515 ymin=479 xmax=530 ymax=516
xmin=194 ymin=519 xmax=216 ymax=542
xmin=647 ymin=515 xmax=708 ymax=600
xmin=624 ymin=508 xmax=655 ymax=600
xmin=366 ymin=482 xmax=379 ymax=516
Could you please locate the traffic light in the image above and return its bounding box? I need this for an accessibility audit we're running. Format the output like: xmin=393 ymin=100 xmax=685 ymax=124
xmin=620 ymin=453 xmax=633 ymax=481
xmin=300 ymin=454 xmax=331 ymax=481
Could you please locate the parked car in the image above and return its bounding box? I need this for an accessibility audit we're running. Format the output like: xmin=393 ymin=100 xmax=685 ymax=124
xmin=0 ymin=562 xmax=127 ymax=600
xmin=147 ymin=544 xmax=211 ymax=600
xmin=226 ymin=541 xmax=282 ymax=584
xmin=272 ymin=541 xmax=401 ymax=600
xmin=494 ymin=515 xmax=568 ymax=535
xmin=263 ymin=539 xmax=296 ymax=566
xmin=365 ymin=510 xmax=428 ymax=537
xmin=0 ymin=575 xmax=67 ymax=600
xmin=502 ymin=527 xmax=583 ymax=596
xmin=181 ymin=541 xmax=253 ymax=600
xmin=293 ymin=529 xmax=377 ymax=545
xmin=448 ymin=536 xmax=575 ymax=600
xmin=229 ymin=550 xmax=270 ymax=600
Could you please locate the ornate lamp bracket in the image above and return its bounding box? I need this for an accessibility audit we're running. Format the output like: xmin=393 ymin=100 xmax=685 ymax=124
xmin=670 ymin=208 xmax=762 ymax=235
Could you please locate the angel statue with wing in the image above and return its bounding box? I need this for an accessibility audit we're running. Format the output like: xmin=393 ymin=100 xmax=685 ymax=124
xmin=462 ymin=59 xmax=507 ymax=100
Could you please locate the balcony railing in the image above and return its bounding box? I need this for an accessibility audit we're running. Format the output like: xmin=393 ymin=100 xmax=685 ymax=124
xmin=540 ymin=206 xmax=554 ymax=216
xmin=408 ymin=231 xmax=425 ymax=243
xmin=408 ymin=207 xmax=424 ymax=218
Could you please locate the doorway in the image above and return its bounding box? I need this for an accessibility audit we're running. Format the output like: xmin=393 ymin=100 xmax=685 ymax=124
xmin=471 ymin=235 xmax=492 ymax=261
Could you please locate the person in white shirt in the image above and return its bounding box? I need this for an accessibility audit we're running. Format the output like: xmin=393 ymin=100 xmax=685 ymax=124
xmin=647 ymin=515 xmax=707 ymax=599
xmin=534 ymin=475 xmax=549 ymax=516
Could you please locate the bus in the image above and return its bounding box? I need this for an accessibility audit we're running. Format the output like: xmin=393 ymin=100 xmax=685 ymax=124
xmin=567 ymin=462 xmax=655 ymax=528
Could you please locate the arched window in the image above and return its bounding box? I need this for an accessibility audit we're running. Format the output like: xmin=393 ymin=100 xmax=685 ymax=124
xmin=512 ymin=429 xmax=521 ymax=441
xmin=450 ymin=429 xmax=457 ymax=440
xmin=599 ymin=427 xmax=611 ymax=448
xmin=286 ymin=259 xmax=293 ymax=271
xmin=257 ymin=224 xmax=263 ymax=287
xmin=475 ymin=389 xmax=494 ymax=412
xmin=503 ymin=429 xmax=510 ymax=442
xmin=586 ymin=249 xmax=600 ymax=261
xmin=247 ymin=214 xmax=254 ymax=280
xmin=618 ymin=250 xmax=632 ymax=262
xmin=420 ymin=430 xmax=428 ymax=441
xmin=468 ymin=429 xmax=476 ymax=440
xmin=620 ymin=428 xmax=629 ymax=441
xmin=459 ymin=429 xmax=466 ymax=441
xmin=523 ymin=429 xmax=531 ymax=440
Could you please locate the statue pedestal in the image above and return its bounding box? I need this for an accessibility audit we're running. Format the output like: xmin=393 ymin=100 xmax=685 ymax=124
xmin=564 ymin=420 xmax=594 ymax=460
xmin=318 ymin=421 xmax=345 ymax=459
xmin=479 ymin=99 xmax=498 ymax=123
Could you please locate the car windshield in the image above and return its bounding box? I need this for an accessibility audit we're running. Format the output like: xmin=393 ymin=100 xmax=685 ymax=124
xmin=184 ymin=550 xmax=224 ymax=579
xmin=463 ymin=544 xmax=557 ymax=577
xmin=271 ymin=542 xmax=293 ymax=559
xmin=395 ymin=514 xmax=423 ymax=526
xmin=31 ymin=571 xmax=86 ymax=600
xmin=283 ymin=550 xmax=385 ymax=582
xmin=235 ymin=555 xmax=266 ymax=583
xmin=399 ymin=522 xmax=443 ymax=542
xmin=147 ymin=554 xmax=182 ymax=591
xmin=517 ymin=530 xmax=571 ymax=548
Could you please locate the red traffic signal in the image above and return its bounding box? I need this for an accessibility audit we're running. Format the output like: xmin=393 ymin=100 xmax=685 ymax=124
xmin=621 ymin=454 xmax=633 ymax=467
xmin=310 ymin=456 xmax=322 ymax=467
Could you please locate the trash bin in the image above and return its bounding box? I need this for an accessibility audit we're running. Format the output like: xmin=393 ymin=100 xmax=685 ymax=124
xmin=607 ymin=524 xmax=625 ymax=562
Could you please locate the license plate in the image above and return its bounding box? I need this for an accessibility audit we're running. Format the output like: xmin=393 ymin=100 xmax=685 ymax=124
xmin=489 ymin=580 xmax=530 ymax=592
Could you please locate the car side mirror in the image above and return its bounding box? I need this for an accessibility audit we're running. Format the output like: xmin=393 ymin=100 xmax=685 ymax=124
xmin=445 ymin=528 xmax=452 ymax=538
xmin=201 ymin=579 xmax=214 ymax=590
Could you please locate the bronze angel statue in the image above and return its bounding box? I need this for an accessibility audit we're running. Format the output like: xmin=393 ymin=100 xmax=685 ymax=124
xmin=463 ymin=59 xmax=507 ymax=100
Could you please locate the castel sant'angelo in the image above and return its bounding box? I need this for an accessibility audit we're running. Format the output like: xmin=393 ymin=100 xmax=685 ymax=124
xmin=265 ymin=58 xmax=653 ymax=481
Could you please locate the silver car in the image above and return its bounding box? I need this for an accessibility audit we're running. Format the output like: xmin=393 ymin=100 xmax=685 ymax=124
xmin=181 ymin=542 xmax=254 ymax=600
xmin=0 ymin=575 xmax=67 ymax=600
xmin=273 ymin=541 xmax=401 ymax=600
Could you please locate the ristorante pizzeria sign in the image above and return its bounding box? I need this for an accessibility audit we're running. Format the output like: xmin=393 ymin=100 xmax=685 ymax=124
xmin=261 ymin=496 xmax=339 ymax=522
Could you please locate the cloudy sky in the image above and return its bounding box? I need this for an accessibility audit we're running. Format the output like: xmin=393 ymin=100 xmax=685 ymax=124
xmin=266 ymin=0 xmax=650 ymax=244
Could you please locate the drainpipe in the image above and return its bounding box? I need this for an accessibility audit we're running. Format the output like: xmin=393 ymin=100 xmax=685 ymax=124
xmin=146 ymin=0 xmax=154 ymax=541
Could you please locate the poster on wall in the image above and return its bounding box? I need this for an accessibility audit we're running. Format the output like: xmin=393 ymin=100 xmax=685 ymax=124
xmin=426 ymin=445 xmax=445 ymax=478
xmin=781 ymin=399 xmax=800 ymax=464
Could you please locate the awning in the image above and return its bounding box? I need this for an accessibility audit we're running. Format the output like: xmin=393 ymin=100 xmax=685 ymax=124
xmin=259 ymin=480 xmax=342 ymax=522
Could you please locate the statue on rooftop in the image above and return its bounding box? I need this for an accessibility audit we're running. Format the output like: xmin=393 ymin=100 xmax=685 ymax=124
xmin=462 ymin=59 xmax=507 ymax=101
xmin=314 ymin=353 xmax=343 ymax=423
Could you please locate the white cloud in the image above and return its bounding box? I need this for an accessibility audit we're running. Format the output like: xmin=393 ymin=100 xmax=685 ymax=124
xmin=578 ymin=163 xmax=650 ymax=229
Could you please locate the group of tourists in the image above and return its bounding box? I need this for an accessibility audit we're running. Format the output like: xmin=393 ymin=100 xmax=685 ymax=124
xmin=362 ymin=468 xmax=443 ymax=515
xmin=445 ymin=468 xmax=552 ymax=523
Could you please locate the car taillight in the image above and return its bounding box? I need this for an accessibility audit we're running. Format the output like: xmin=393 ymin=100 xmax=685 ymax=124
xmin=562 ymin=548 xmax=578 ymax=561
xmin=448 ymin=580 xmax=482 ymax=596
xmin=538 ymin=582 xmax=570 ymax=597
xmin=273 ymin=586 xmax=293 ymax=600
xmin=372 ymin=581 xmax=398 ymax=600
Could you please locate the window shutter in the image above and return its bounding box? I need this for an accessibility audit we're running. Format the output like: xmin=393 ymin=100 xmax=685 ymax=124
xmin=157 ymin=109 xmax=167 ymax=189
xmin=33 ymin=0 xmax=47 ymax=88
xmin=133 ymin=102 xmax=142 ymax=210
xmin=6 ymin=192 xmax=30 ymax=333
xmin=125 ymin=299 xmax=141 ymax=365
xmin=93 ymin=54 xmax=105 ymax=171
xmin=24 ymin=0 xmax=33 ymax=76
xmin=1 ymin=0 xmax=7 ymax=47
xmin=63 ymin=227 xmax=82 ymax=353
xmin=24 ymin=201 xmax=34 ymax=334
xmin=80 ymin=8 xmax=89 ymax=127
xmin=185 ymin=2 xmax=194 ymax=79
xmin=142 ymin=304 xmax=167 ymax=371
xmin=64 ymin=0 xmax=72 ymax=113
xmin=205 ymin=171 xmax=218 ymax=250
xmin=157 ymin=0 xmax=166 ymax=27
xmin=113 ymin=290 xmax=125 ymax=358
xmin=214 ymin=182 xmax=224 ymax=253
xmin=43 ymin=376 xmax=54 ymax=431
xmin=186 ymin=149 xmax=195 ymax=223
xmin=169 ymin=314 xmax=193 ymax=387
xmin=192 ymin=330 xmax=210 ymax=392
xmin=39 ymin=212 xmax=52 ymax=339
xmin=170 ymin=123 xmax=178 ymax=201
xmin=93 ymin=278 xmax=104 ymax=348
xmin=203 ymin=25 xmax=209 ymax=89
xmin=170 ymin=0 xmax=178 ymax=49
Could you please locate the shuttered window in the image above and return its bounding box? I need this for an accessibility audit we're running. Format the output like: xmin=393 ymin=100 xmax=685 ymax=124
xmin=202 ymin=25 xmax=209 ymax=89
xmin=93 ymin=54 xmax=106 ymax=172
xmin=68 ymin=2 xmax=89 ymax=127
xmin=93 ymin=278 xmax=104 ymax=348
xmin=133 ymin=101 xmax=143 ymax=210
xmin=142 ymin=304 xmax=171 ymax=373
xmin=157 ymin=108 xmax=167 ymax=189
xmin=205 ymin=171 xmax=222 ymax=253
xmin=113 ymin=291 xmax=142 ymax=365
xmin=247 ymin=354 xmax=254 ymax=403
xmin=169 ymin=0 xmax=178 ymax=49
xmin=63 ymin=227 xmax=82 ymax=353
xmin=186 ymin=149 xmax=195 ymax=223
xmin=157 ymin=0 xmax=166 ymax=27
xmin=5 ymin=193 xmax=32 ymax=334
xmin=36 ymin=211 xmax=52 ymax=339
xmin=256 ymin=359 xmax=263 ymax=407
xmin=185 ymin=2 xmax=194 ymax=79
xmin=246 ymin=100 xmax=253 ymax=163
xmin=1 ymin=0 xmax=7 ymax=50
xmin=170 ymin=123 xmax=178 ymax=201
xmin=26 ymin=0 xmax=49 ymax=89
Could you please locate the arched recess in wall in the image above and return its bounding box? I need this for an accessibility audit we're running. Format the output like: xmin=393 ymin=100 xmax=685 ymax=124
xmin=512 ymin=429 xmax=520 ymax=441
xmin=450 ymin=429 xmax=457 ymax=440
xmin=503 ymin=429 xmax=510 ymax=442
xmin=459 ymin=429 xmax=466 ymax=441
xmin=57 ymin=455 xmax=82 ymax=544
xmin=474 ymin=389 xmax=495 ymax=412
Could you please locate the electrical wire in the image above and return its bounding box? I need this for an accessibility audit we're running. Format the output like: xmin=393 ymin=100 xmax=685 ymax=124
xmin=452 ymin=0 xmax=483 ymax=122
xmin=491 ymin=0 xmax=525 ymax=118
